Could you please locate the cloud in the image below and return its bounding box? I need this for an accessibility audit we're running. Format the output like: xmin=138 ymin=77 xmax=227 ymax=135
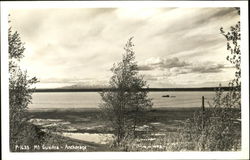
xmin=171 ymin=63 xmax=227 ymax=75
xmin=139 ymin=56 xmax=229 ymax=73
xmin=138 ymin=57 xmax=190 ymax=71
xmin=9 ymin=8 xmax=239 ymax=88
xmin=158 ymin=57 xmax=189 ymax=68
xmin=152 ymin=8 xmax=237 ymax=37
xmin=190 ymin=64 xmax=225 ymax=73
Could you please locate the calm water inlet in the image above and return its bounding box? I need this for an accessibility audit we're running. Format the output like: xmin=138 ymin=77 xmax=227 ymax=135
xmin=28 ymin=92 xmax=216 ymax=109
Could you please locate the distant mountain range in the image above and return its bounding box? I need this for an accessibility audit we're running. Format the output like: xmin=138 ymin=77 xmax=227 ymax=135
xmin=34 ymin=86 xmax=236 ymax=92
xmin=59 ymin=84 xmax=108 ymax=89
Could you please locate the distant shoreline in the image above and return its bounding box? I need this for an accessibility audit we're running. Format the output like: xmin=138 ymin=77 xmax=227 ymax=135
xmin=33 ymin=87 xmax=235 ymax=92
xmin=28 ymin=107 xmax=200 ymax=112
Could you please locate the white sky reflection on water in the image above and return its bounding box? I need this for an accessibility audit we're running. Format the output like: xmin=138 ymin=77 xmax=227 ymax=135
xmin=61 ymin=132 xmax=114 ymax=144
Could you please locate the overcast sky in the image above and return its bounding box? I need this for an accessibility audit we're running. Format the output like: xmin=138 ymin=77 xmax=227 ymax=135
xmin=10 ymin=8 xmax=239 ymax=88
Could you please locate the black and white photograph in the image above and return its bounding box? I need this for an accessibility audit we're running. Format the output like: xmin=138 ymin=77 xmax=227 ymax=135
xmin=1 ymin=1 xmax=249 ymax=160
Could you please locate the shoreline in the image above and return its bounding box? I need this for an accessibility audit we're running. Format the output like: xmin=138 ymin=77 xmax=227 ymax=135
xmin=28 ymin=106 xmax=201 ymax=112
xmin=27 ymin=107 xmax=201 ymax=135
xmin=33 ymin=87 xmax=234 ymax=92
xmin=25 ymin=106 xmax=241 ymax=152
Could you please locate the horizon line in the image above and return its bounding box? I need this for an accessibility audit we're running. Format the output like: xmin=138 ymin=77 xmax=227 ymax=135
xmin=33 ymin=86 xmax=237 ymax=92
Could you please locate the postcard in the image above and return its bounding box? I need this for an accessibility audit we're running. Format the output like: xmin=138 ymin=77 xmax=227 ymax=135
xmin=1 ymin=1 xmax=249 ymax=160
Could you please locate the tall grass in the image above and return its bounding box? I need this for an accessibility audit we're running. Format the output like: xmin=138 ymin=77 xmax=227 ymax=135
xmin=111 ymin=88 xmax=241 ymax=151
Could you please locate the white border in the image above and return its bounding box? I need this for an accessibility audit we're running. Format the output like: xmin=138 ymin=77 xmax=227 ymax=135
xmin=1 ymin=1 xmax=249 ymax=160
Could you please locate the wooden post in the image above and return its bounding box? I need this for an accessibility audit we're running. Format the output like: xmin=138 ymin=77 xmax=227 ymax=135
xmin=202 ymin=96 xmax=205 ymax=129
xmin=201 ymin=96 xmax=205 ymax=150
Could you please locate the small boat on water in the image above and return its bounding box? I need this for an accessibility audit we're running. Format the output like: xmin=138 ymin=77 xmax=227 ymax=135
xmin=162 ymin=95 xmax=170 ymax=97
xmin=162 ymin=95 xmax=176 ymax=98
